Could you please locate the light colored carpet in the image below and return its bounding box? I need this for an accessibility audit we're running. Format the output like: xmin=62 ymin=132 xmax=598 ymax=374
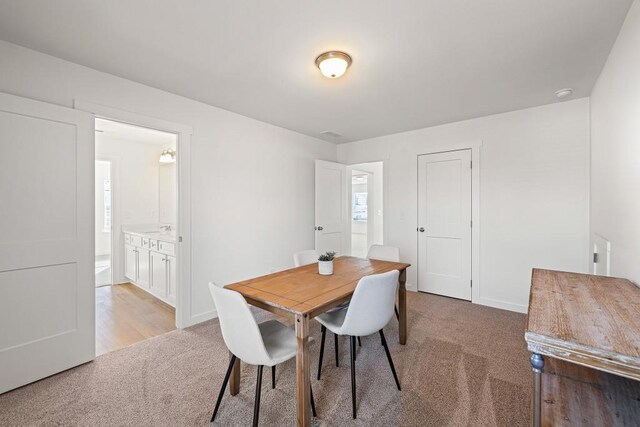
xmin=0 ymin=292 xmax=531 ymax=426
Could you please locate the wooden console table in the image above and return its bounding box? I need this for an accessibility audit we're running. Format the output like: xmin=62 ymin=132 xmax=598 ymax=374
xmin=525 ymin=269 xmax=640 ymax=426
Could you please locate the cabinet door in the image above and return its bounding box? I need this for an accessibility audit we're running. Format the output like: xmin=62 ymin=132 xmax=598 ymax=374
xmin=137 ymin=248 xmax=150 ymax=288
xmin=150 ymin=251 xmax=167 ymax=297
xmin=124 ymin=244 xmax=137 ymax=281
xmin=167 ymin=255 xmax=176 ymax=304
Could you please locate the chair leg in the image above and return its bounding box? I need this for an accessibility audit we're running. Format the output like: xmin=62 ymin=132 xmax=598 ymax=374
xmin=271 ymin=365 xmax=276 ymax=389
xmin=350 ymin=336 xmax=357 ymax=419
xmin=379 ymin=330 xmax=401 ymax=391
xmin=253 ymin=365 xmax=264 ymax=427
xmin=358 ymin=336 xmax=362 ymax=347
xmin=210 ymin=354 xmax=237 ymax=423
xmin=310 ymin=383 xmax=317 ymax=418
xmin=317 ymin=325 xmax=326 ymax=380
xmin=334 ymin=333 xmax=339 ymax=367
xmin=394 ymin=304 xmax=399 ymax=321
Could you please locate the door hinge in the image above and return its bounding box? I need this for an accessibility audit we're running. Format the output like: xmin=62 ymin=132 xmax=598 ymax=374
xmin=470 ymin=220 xmax=472 ymax=228
xmin=470 ymin=160 xmax=472 ymax=169
xmin=470 ymin=280 xmax=473 ymax=288
xmin=179 ymin=236 xmax=183 ymax=243
xmin=593 ymin=252 xmax=599 ymax=263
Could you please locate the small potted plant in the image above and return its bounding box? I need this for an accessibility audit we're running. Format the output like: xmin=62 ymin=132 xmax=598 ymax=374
xmin=318 ymin=251 xmax=336 ymax=276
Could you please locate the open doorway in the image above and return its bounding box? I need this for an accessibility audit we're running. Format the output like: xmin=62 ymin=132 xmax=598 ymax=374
xmin=95 ymin=160 xmax=112 ymax=287
xmin=94 ymin=118 xmax=178 ymax=355
xmin=350 ymin=162 xmax=384 ymax=258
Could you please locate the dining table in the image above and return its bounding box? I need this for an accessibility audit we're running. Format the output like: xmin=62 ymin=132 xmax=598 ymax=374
xmin=224 ymin=255 xmax=411 ymax=427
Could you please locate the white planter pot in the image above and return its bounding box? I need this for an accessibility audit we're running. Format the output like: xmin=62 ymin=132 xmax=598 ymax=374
xmin=318 ymin=260 xmax=334 ymax=276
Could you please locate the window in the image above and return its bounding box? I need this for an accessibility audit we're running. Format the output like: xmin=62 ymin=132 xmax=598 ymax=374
xmin=103 ymin=179 xmax=111 ymax=231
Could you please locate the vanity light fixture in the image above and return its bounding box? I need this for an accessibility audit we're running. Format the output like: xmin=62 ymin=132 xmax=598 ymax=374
xmin=159 ymin=148 xmax=176 ymax=164
xmin=315 ymin=51 xmax=352 ymax=79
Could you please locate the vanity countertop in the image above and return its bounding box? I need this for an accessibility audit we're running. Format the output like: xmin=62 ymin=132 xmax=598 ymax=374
xmin=122 ymin=227 xmax=176 ymax=243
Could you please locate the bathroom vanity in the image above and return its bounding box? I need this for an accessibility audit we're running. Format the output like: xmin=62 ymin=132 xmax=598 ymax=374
xmin=123 ymin=228 xmax=176 ymax=307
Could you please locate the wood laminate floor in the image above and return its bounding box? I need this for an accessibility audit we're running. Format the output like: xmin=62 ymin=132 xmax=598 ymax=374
xmin=96 ymin=283 xmax=176 ymax=355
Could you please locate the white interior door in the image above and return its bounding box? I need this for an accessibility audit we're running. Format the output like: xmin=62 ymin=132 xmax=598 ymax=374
xmin=418 ymin=150 xmax=472 ymax=300
xmin=0 ymin=92 xmax=94 ymax=394
xmin=315 ymin=160 xmax=349 ymax=255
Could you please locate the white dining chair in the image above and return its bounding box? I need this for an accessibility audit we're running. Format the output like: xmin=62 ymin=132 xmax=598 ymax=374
xmin=293 ymin=249 xmax=318 ymax=267
xmin=315 ymin=270 xmax=401 ymax=419
xmin=367 ymin=244 xmax=401 ymax=320
xmin=208 ymin=282 xmax=316 ymax=426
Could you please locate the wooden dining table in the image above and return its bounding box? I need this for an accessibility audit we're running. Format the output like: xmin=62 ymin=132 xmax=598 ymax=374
xmin=224 ymin=256 xmax=411 ymax=427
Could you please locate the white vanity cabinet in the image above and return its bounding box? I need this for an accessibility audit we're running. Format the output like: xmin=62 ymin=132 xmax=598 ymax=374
xmin=167 ymin=255 xmax=176 ymax=302
xmin=123 ymin=231 xmax=176 ymax=307
xmin=150 ymin=251 xmax=168 ymax=297
xmin=137 ymin=248 xmax=150 ymax=288
xmin=125 ymin=244 xmax=138 ymax=281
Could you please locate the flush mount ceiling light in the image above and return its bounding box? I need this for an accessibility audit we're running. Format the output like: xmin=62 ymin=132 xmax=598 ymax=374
xmin=555 ymin=88 xmax=574 ymax=99
xmin=159 ymin=148 xmax=176 ymax=164
xmin=315 ymin=51 xmax=352 ymax=79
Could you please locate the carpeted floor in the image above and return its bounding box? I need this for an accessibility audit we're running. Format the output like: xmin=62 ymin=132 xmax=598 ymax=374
xmin=0 ymin=292 xmax=531 ymax=426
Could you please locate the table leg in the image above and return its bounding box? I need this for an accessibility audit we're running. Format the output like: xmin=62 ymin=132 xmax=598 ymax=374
xmin=295 ymin=313 xmax=311 ymax=427
xmin=530 ymin=353 xmax=544 ymax=427
xmin=399 ymin=269 xmax=407 ymax=345
xmin=229 ymin=351 xmax=241 ymax=396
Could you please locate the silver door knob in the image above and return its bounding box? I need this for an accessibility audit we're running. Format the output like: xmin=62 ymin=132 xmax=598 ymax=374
xmin=418 ymin=227 xmax=425 ymax=232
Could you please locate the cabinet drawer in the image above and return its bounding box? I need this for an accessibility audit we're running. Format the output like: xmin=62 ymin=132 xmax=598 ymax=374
xmin=124 ymin=233 xmax=131 ymax=244
xmin=149 ymin=239 xmax=158 ymax=251
xmin=142 ymin=237 xmax=150 ymax=248
xmin=158 ymin=241 xmax=175 ymax=256
xmin=130 ymin=235 xmax=142 ymax=247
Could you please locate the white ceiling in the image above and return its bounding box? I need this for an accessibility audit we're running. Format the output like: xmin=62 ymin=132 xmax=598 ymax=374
xmin=0 ymin=1 xmax=632 ymax=143
xmin=96 ymin=118 xmax=176 ymax=147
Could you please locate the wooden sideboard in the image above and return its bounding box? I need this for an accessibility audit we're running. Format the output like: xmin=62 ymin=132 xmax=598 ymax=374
xmin=525 ymin=269 xmax=640 ymax=426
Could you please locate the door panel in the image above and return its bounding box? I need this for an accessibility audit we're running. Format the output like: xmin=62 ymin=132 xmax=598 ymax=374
xmin=167 ymin=255 xmax=176 ymax=303
xmin=315 ymin=160 xmax=349 ymax=255
xmin=418 ymin=150 xmax=472 ymax=300
xmin=0 ymin=91 xmax=94 ymax=394
xmin=150 ymin=251 xmax=167 ymax=297
xmin=125 ymin=244 xmax=137 ymax=281
xmin=137 ymin=248 xmax=150 ymax=288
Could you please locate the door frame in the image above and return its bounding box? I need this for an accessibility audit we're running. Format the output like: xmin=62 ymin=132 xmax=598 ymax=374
xmin=94 ymin=158 xmax=116 ymax=287
xmin=346 ymin=160 xmax=388 ymax=247
xmin=417 ymin=141 xmax=481 ymax=306
xmin=74 ymin=100 xmax=194 ymax=328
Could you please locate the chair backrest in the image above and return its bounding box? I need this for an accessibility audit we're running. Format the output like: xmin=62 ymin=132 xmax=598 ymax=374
xmin=367 ymin=244 xmax=400 ymax=262
xmin=208 ymin=282 xmax=271 ymax=366
xmin=293 ymin=249 xmax=318 ymax=267
xmin=340 ymin=270 xmax=400 ymax=336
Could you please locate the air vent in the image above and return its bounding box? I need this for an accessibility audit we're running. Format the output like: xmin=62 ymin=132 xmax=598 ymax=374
xmin=320 ymin=130 xmax=342 ymax=138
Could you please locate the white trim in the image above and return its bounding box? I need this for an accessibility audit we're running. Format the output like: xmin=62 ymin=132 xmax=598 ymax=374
xmin=416 ymin=140 xmax=482 ymax=305
xmin=190 ymin=309 xmax=218 ymax=326
xmin=74 ymin=100 xmax=194 ymax=329
xmin=476 ymin=297 xmax=527 ymax=314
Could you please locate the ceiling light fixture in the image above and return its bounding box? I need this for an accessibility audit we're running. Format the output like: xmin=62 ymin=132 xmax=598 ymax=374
xmin=315 ymin=51 xmax=352 ymax=79
xmin=555 ymin=88 xmax=574 ymax=99
xmin=159 ymin=148 xmax=176 ymax=164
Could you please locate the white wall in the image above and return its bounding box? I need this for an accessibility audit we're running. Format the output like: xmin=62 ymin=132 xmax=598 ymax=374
xmin=0 ymin=40 xmax=336 ymax=325
xmin=338 ymin=99 xmax=590 ymax=312
xmin=159 ymin=163 xmax=176 ymax=224
xmin=94 ymin=160 xmax=111 ymax=257
xmin=590 ymin=0 xmax=640 ymax=284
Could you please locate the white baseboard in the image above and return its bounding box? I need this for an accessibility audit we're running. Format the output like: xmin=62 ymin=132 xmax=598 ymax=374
xmin=185 ymin=309 xmax=218 ymax=328
xmin=475 ymin=297 xmax=527 ymax=314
